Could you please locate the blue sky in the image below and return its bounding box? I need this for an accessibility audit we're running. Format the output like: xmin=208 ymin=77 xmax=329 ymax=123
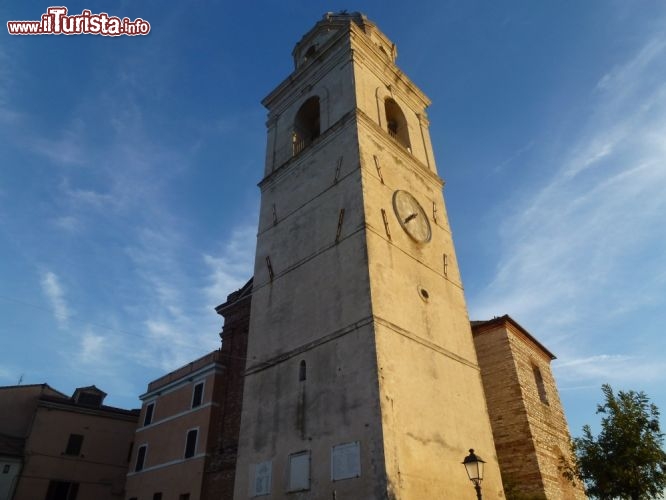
xmin=2 ymin=1 xmax=665 ymax=437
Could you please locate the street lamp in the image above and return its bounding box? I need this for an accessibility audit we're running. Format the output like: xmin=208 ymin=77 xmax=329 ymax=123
xmin=462 ymin=448 xmax=485 ymax=500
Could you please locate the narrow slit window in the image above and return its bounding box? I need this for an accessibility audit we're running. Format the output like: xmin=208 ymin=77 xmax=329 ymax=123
xmin=533 ymin=365 xmax=549 ymax=405
xmin=299 ymin=360 xmax=307 ymax=382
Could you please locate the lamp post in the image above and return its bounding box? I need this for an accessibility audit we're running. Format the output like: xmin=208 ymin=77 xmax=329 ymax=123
xmin=462 ymin=448 xmax=485 ymax=500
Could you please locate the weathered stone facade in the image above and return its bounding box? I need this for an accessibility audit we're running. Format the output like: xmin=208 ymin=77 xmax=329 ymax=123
xmin=233 ymin=12 xmax=505 ymax=500
xmin=472 ymin=316 xmax=586 ymax=500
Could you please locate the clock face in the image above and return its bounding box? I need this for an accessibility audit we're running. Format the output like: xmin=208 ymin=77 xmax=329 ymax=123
xmin=392 ymin=190 xmax=431 ymax=243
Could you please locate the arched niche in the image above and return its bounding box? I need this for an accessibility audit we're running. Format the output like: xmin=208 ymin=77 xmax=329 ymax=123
xmin=292 ymin=96 xmax=321 ymax=156
xmin=384 ymin=98 xmax=411 ymax=150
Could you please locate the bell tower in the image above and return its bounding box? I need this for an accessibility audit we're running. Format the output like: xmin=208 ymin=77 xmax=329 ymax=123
xmin=234 ymin=12 xmax=505 ymax=499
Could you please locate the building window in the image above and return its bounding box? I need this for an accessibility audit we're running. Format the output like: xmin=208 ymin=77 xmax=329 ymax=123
xmin=288 ymin=451 xmax=311 ymax=492
xmin=292 ymin=96 xmax=320 ymax=155
xmin=331 ymin=441 xmax=361 ymax=481
xmin=184 ymin=429 xmax=198 ymax=459
xmin=153 ymin=493 xmax=162 ymax=500
xmin=135 ymin=445 xmax=147 ymax=472
xmin=192 ymin=382 xmax=204 ymax=408
xmin=299 ymin=360 xmax=306 ymax=382
xmin=250 ymin=460 xmax=272 ymax=496
xmin=178 ymin=494 xmax=190 ymax=500
xmin=384 ymin=98 xmax=411 ymax=150
xmin=45 ymin=480 xmax=79 ymax=500
xmin=127 ymin=441 xmax=134 ymax=463
xmin=144 ymin=402 xmax=155 ymax=426
xmin=2 ymin=464 xmax=10 ymax=473
xmin=64 ymin=434 xmax=83 ymax=456
xmin=533 ymin=365 xmax=550 ymax=405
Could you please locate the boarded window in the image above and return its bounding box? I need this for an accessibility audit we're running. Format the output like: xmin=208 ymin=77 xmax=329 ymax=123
xmin=331 ymin=441 xmax=361 ymax=481
xmin=251 ymin=460 xmax=272 ymax=496
xmin=288 ymin=451 xmax=311 ymax=491
xmin=192 ymin=382 xmax=204 ymax=408
xmin=135 ymin=445 xmax=147 ymax=472
xmin=64 ymin=434 xmax=83 ymax=456
xmin=143 ymin=402 xmax=155 ymax=426
xmin=184 ymin=429 xmax=197 ymax=458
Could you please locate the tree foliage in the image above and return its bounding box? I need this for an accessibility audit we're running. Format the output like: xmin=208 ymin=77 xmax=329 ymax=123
xmin=567 ymin=384 xmax=666 ymax=499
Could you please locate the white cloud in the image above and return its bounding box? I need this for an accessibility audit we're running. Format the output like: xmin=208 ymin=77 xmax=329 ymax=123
xmin=203 ymin=223 xmax=256 ymax=306
xmin=468 ymin=30 xmax=666 ymax=378
xmin=554 ymin=354 xmax=666 ymax=390
xmin=79 ymin=331 xmax=107 ymax=364
xmin=53 ymin=215 xmax=81 ymax=232
xmin=40 ymin=271 xmax=70 ymax=329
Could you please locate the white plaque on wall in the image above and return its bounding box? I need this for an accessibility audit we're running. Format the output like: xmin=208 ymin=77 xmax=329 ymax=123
xmin=288 ymin=451 xmax=310 ymax=491
xmin=250 ymin=460 xmax=272 ymax=496
xmin=331 ymin=441 xmax=361 ymax=481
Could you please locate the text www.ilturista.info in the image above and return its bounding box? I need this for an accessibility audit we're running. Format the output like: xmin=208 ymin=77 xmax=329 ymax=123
xmin=7 ymin=7 xmax=150 ymax=36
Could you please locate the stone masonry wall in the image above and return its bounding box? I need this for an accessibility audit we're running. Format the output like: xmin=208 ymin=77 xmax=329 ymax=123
xmin=473 ymin=317 xmax=586 ymax=500
xmin=200 ymin=284 xmax=251 ymax=500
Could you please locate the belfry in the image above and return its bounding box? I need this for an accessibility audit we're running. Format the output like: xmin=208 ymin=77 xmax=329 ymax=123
xmin=234 ymin=12 xmax=505 ymax=499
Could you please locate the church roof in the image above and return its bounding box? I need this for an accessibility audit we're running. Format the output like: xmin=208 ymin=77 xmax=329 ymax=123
xmin=471 ymin=314 xmax=556 ymax=360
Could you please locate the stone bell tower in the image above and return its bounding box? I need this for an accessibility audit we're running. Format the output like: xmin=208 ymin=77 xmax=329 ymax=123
xmin=234 ymin=12 xmax=505 ymax=499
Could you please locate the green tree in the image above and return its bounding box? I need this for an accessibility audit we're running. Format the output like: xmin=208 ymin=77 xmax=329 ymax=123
xmin=567 ymin=384 xmax=666 ymax=499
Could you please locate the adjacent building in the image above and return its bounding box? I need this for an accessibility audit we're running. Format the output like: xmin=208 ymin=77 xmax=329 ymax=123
xmin=125 ymin=351 xmax=225 ymax=500
xmin=0 ymin=384 xmax=138 ymax=500
xmin=125 ymin=279 xmax=251 ymax=500
xmin=473 ymin=316 xmax=586 ymax=500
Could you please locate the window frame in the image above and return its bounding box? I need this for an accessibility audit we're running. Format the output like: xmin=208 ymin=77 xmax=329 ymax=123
xmin=191 ymin=381 xmax=204 ymax=408
xmin=143 ymin=401 xmax=155 ymax=426
xmin=64 ymin=433 xmax=84 ymax=456
xmin=135 ymin=444 xmax=148 ymax=472
xmin=184 ymin=428 xmax=198 ymax=459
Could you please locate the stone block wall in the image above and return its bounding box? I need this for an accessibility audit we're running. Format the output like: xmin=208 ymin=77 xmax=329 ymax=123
xmin=472 ymin=316 xmax=586 ymax=500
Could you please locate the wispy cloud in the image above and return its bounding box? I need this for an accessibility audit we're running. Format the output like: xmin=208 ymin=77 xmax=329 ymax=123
xmin=203 ymin=223 xmax=256 ymax=306
xmin=40 ymin=271 xmax=70 ymax=329
xmin=469 ymin=29 xmax=666 ymax=385
xmin=494 ymin=141 xmax=534 ymax=173
xmin=52 ymin=215 xmax=81 ymax=232
xmin=554 ymin=354 xmax=666 ymax=389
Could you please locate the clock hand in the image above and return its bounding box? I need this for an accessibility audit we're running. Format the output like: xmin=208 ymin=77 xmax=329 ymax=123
xmin=403 ymin=212 xmax=418 ymax=223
